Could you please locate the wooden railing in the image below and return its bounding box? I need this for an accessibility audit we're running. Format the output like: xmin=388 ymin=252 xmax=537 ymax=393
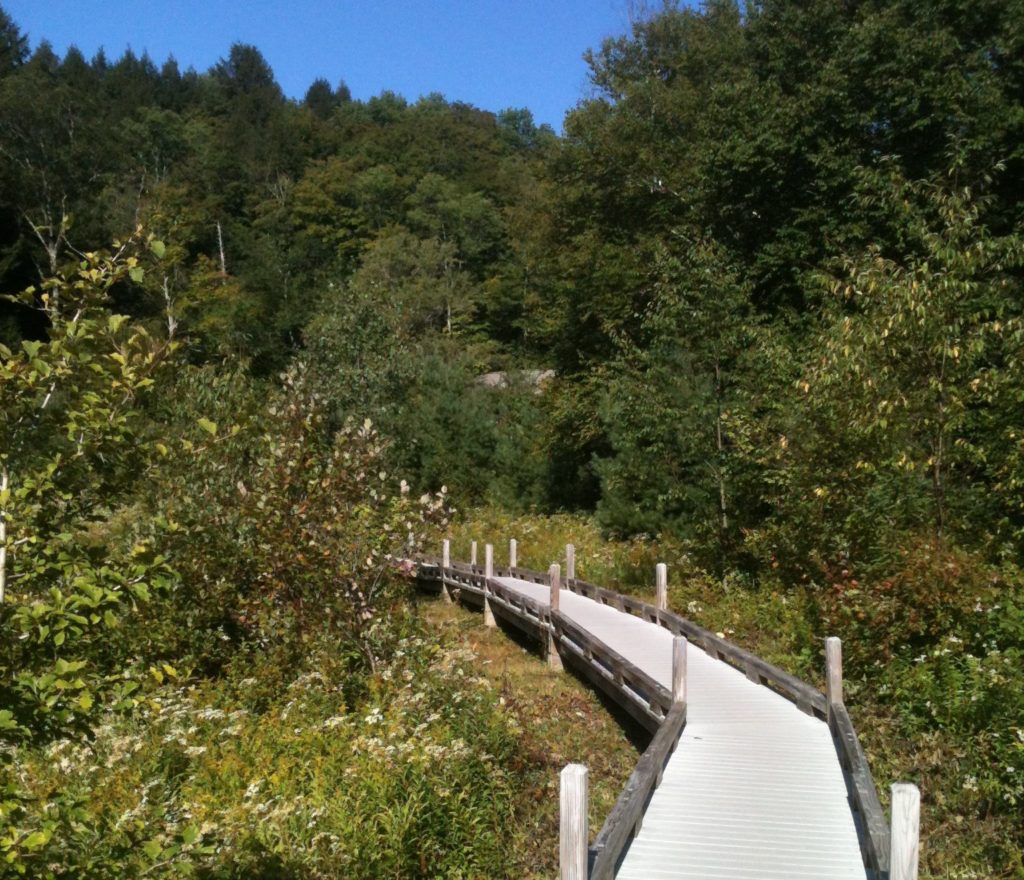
xmin=831 ymin=701 xmax=890 ymax=877
xmin=552 ymin=609 xmax=670 ymax=732
xmin=588 ymin=701 xmax=687 ymax=879
xmin=415 ymin=546 xmax=913 ymax=880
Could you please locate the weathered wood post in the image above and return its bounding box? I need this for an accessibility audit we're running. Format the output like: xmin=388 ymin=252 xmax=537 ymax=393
xmin=826 ymin=636 xmax=843 ymax=720
xmin=470 ymin=540 xmax=477 ymax=567
xmin=560 ymin=764 xmax=588 ymax=880
xmin=509 ymin=538 xmax=517 ymax=570
xmin=548 ymin=563 xmax=563 ymax=670
xmin=483 ymin=543 xmax=496 ymax=628
xmin=672 ymin=636 xmax=687 ymax=704
xmin=890 ymin=783 xmax=921 ymax=880
xmin=656 ymin=562 xmax=668 ymax=612
xmin=565 ymin=543 xmax=575 ymax=581
xmin=440 ymin=540 xmax=452 ymax=604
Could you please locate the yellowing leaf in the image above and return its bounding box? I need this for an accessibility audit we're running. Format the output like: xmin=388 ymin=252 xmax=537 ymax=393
xmin=23 ymin=830 xmax=51 ymax=849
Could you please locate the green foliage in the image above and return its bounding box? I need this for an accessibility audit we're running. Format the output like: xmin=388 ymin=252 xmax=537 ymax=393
xmin=0 ymin=234 xmax=173 ymax=743
xmin=0 ymin=241 xmax=458 ymax=876
xmin=595 ymin=239 xmax=761 ymax=560
xmin=0 ymin=235 xmax=178 ymax=874
xmin=302 ymin=230 xmax=550 ymax=509
xmin=761 ymin=173 xmax=1024 ymax=576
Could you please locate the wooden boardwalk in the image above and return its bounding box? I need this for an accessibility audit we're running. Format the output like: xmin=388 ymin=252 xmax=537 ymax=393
xmin=418 ymin=545 xmax=919 ymax=880
xmin=494 ymin=575 xmax=865 ymax=879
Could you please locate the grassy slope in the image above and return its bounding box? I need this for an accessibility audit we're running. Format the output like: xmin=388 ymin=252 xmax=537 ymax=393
xmin=418 ymin=598 xmax=641 ymax=878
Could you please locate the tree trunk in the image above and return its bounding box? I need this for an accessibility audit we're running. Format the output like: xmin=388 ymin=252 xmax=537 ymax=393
xmin=933 ymin=346 xmax=947 ymax=540
xmin=216 ymin=221 xmax=228 ymax=277
xmin=715 ymin=360 xmax=728 ymax=536
xmin=0 ymin=466 xmax=9 ymax=604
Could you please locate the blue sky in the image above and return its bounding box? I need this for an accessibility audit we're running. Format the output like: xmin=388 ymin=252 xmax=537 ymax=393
xmin=5 ymin=0 xmax=638 ymax=131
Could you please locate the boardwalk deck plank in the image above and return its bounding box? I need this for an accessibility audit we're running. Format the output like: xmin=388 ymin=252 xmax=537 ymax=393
xmin=492 ymin=575 xmax=867 ymax=879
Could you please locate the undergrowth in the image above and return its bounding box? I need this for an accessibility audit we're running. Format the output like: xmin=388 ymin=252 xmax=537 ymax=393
xmin=418 ymin=598 xmax=640 ymax=878
xmin=9 ymin=628 xmax=522 ymax=879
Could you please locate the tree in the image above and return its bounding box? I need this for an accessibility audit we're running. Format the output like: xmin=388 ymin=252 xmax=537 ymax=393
xmin=595 ymin=237 xmax=763 ymax=564
xmin=405 ymin=173 xmax=505 ymax=277
xmin=303 ymin=76 xmax=338 ymax=119
xmin=0 ymin=55 xmax=112 ymax=276
xmin=0 ymin=6 xmax=28 ymax=75
xmin=773 ymin=169 xmax=1024 ymax=572
xmin=0 ymin=230 xmax=173 ymax=796
xmin=211 ymin=43 xmax=280 ymax=101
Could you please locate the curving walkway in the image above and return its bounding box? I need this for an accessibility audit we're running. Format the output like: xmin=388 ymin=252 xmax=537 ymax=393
xmin=493 ymin=575 xmax=867 ymax=879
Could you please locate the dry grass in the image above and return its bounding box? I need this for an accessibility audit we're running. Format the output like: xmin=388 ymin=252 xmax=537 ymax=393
xmin=417 ymin=596 xmax=642 ymax=878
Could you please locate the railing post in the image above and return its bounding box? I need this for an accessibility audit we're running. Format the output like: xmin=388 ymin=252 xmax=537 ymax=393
xmin=890 ymin=783 xmax=920 ymax=880
xmin=470 ymin=540 xmax=477 ymax=567
xmin=440 ymin=539 xmax=452 ymax=604
xmin=672 ymin=636 xmax=687 ymax=704
xmin=565 ymin=543 xmax=575 ymax=581
xmin=826 ymin=636 xmax=843 ymax=719
xmin=483 ymin=544 xmax=496 ymax=628
xmin=656 ymin=563 xmax=668 ymax=611
xmin=560 ymin=764 xmax=588 ymax=880
xmin=509 ymin=538 xmax=517 ymax=570
xmin=547 ymin=563 xmax=563 ymax=670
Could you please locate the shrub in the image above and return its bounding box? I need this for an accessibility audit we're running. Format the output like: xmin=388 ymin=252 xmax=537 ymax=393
xmin=141 ymin=363 xmax=450 ymax=677
xmin=817 ymin=536 xmax=1007 ymax=664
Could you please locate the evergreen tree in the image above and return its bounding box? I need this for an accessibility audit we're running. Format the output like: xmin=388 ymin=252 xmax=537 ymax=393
xmin=0 ymin=5 xmax=27 ymax=75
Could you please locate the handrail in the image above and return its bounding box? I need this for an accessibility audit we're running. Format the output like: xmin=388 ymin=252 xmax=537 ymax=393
xmin=488 ymin=576 xmax=548 ymax=618
xmin=420 ymin=558 xmax=824 ymax=715
xmin=589 ymin=701 xmax=687 ymax=879
xmin=830 ymin=702 xmax=890 ymax=875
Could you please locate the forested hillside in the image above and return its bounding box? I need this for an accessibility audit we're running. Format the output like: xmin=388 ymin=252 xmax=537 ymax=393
xmin=1 ymin=1 xmax=1022 ymax=877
